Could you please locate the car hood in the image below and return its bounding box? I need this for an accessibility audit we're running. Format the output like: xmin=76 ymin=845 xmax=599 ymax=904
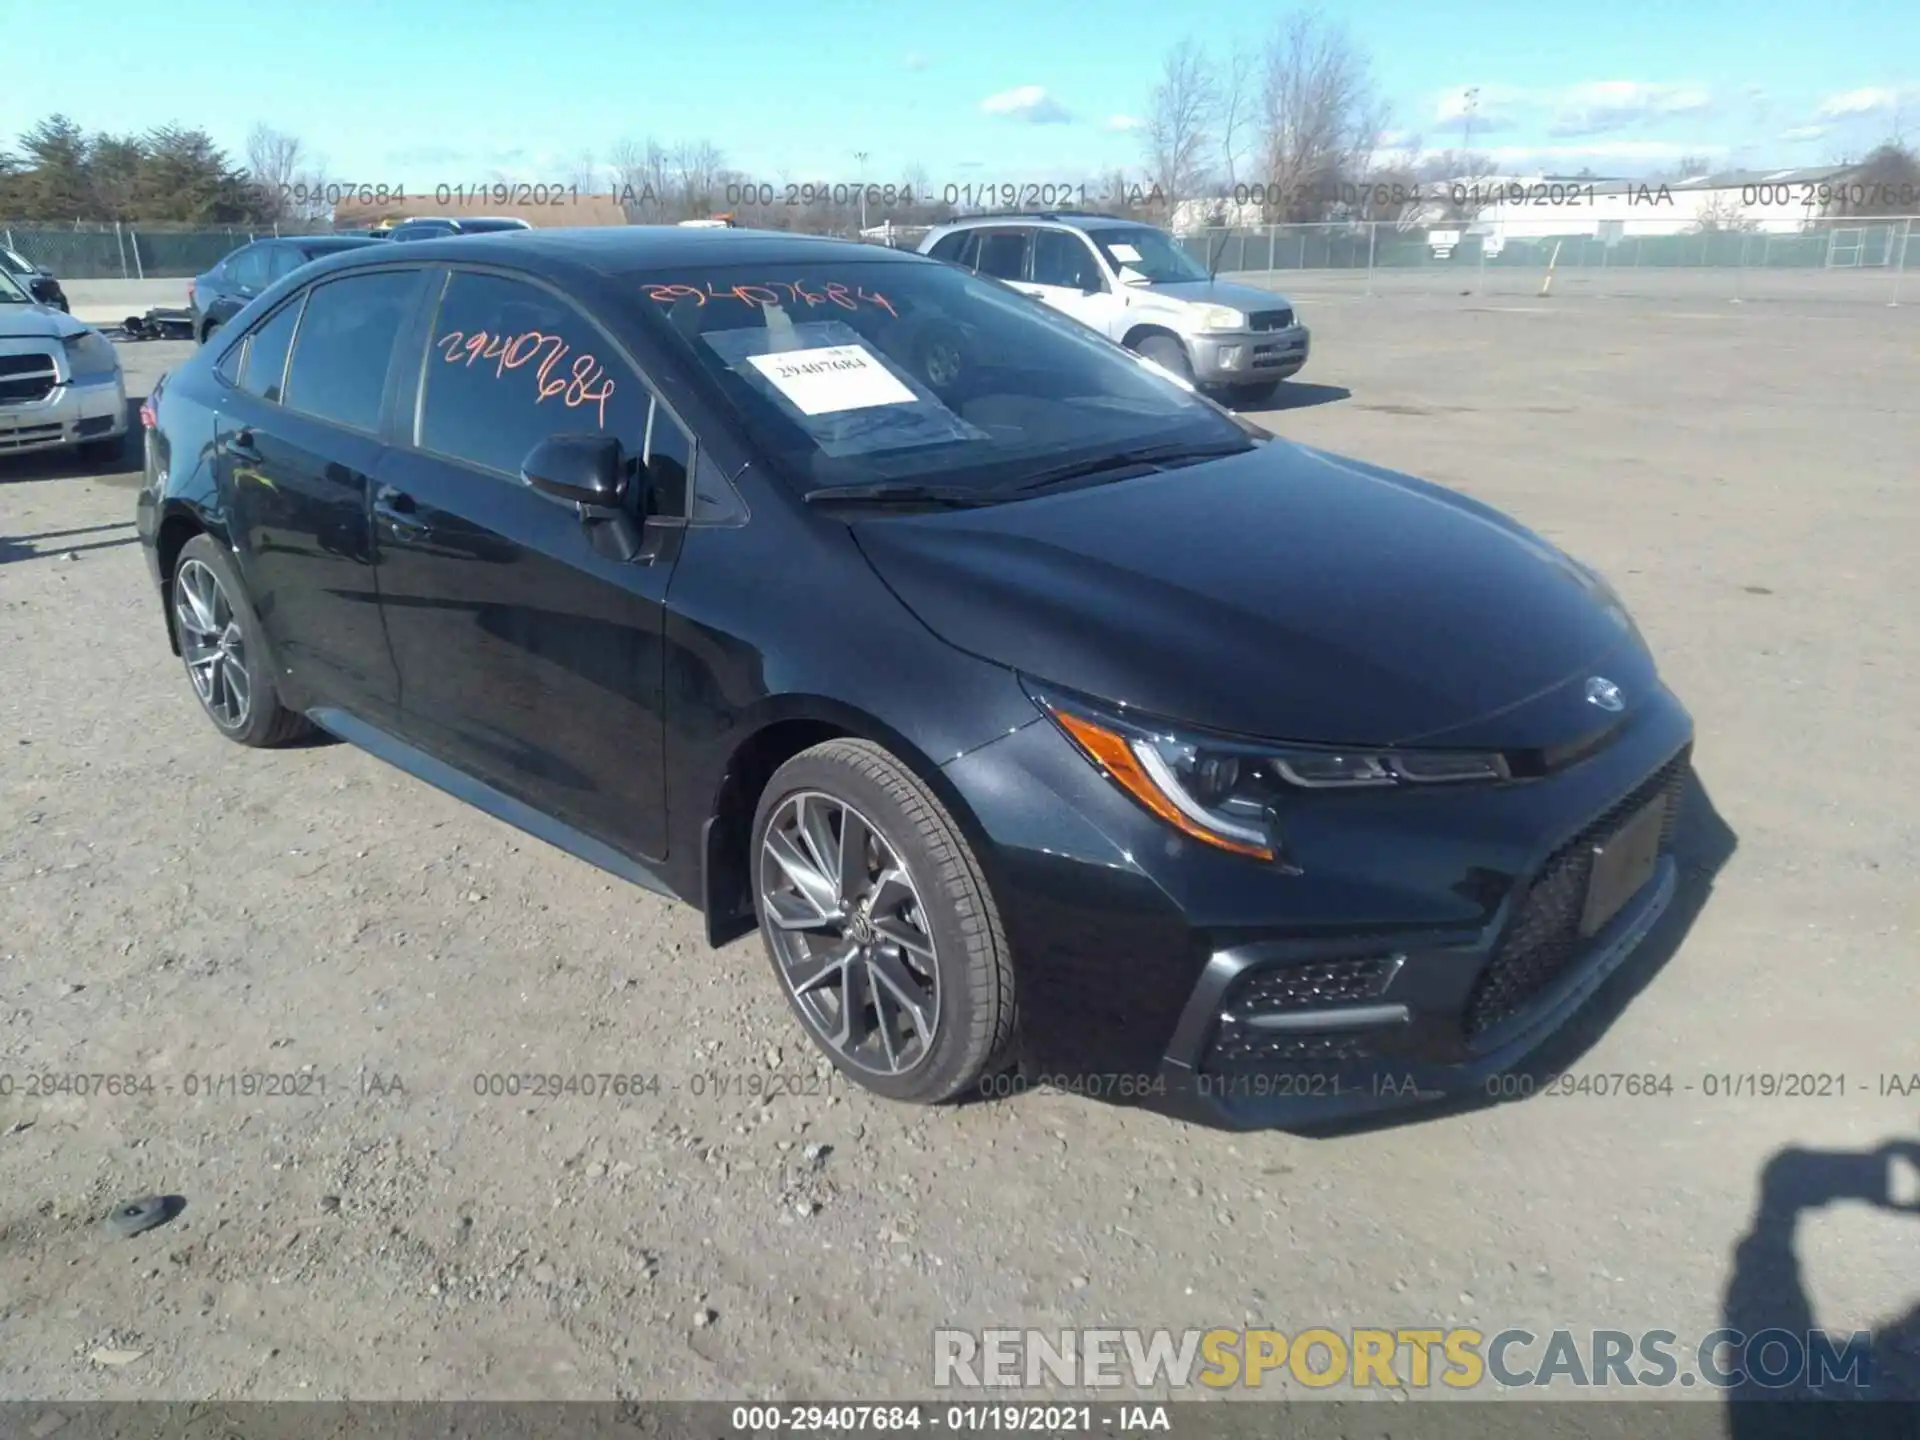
xmin=851 ymin=440 xmax=1649 ymax=748
xmin=1134 ymin=278 xmax=1295 ymax=313
xmin=0 ymin=302 xmax=87 ymax=341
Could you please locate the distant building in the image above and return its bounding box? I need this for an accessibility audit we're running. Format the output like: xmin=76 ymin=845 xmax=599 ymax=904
xmin=1458 ymin=164 xmax=1882 ymax=239
xmin=332 ymin=191 xmax=628 ymax=231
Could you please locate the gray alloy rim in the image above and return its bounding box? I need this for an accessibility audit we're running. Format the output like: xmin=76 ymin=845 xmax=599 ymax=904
xmin=924 ymin=340 xmax=962 ymax=388
xmin=173 ymin=558 xmax=251 ymax=730
xmin=759 ymin=791 xmax=941 ymax=1076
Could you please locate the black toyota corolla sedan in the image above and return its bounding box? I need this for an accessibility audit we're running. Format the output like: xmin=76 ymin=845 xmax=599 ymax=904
xmin=135 ymin=227 xmax=1694 ymax=1128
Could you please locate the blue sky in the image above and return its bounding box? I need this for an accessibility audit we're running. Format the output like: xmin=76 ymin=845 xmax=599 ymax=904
xmin=5 ymin=0 xmax=1915 ymax=188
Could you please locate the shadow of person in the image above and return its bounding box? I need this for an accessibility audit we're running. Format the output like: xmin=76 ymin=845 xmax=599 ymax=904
xmin=1722 ymin=1138 xmax=1920 ymax=1438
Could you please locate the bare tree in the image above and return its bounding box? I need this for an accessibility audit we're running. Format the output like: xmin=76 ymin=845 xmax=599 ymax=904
xmin=669 ymin=141 xmax=726 ymax=220
xmin=566 ymin=150 xmax=601 ymax=197
xmin=1216 ymin=46 xmax=1257 ymax=192
xmin=245 ymin=123 xmax=305 ymax=222
xmin=1254 ymin=10 xmax=1385 ymax=221
xmin=1417 ymin=147 xmax=1499 ymax=224
xmin=1142 ymin=39 xmax=1218 ymax=218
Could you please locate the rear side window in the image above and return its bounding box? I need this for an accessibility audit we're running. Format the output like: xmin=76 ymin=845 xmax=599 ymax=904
xmin=418 ymin=270 xmax=653 ymax=479
xmin=282 ymin=270 xmax=425 ymax=433
xmin=974 ymin=231 xmax=1030 ymax=281
xmin=237 ymin=301 xmax=300 ymax=403
xmin=927 ymin=231 xmax=972 ymax=265
xmin=229 ymin=244 xmax=271 ymax=290
xmin=268 ymin=246 xmax=308 ymax=282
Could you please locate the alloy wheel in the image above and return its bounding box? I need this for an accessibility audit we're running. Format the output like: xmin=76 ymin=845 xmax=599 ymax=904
xmin=173 ymin=558 xmax=251 ymax=730
xmin=759 ymin=791 xmax=941 ymax=1076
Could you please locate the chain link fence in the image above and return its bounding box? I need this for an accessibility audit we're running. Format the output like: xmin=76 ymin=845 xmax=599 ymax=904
xmin=1180 ymin=218 xmax=1919 ymax=305
xmin=1 ymin=220 xmax=339 ymax=279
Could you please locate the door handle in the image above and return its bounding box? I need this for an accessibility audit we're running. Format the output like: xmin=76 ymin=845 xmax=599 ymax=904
xmin=373 ymin=486 xmax=431 ymax=541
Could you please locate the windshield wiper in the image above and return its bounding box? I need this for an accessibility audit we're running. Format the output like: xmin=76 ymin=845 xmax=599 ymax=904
xmin=1011 ymin=440 xmax=1251 ymax=495
xmin=804 ymin=481 xmax=1003 ymax=509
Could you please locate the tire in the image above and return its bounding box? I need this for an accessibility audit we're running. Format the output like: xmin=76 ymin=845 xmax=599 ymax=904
xmin=170 ymin=534 xmax=313 ymax=747
xmin=1135 ymin=333 xmax=1194 ymax=384
xmin=750 ymin=739 xmax=1017 ymax=1105
xmin=1223 ymin=380 xmax=1281 ymax=410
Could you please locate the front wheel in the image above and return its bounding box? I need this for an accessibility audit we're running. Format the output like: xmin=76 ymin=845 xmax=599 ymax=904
xmin=1134 ymin=333 xmax=1194 ymax=385
xmin=751 ymin=739 xmax=1017 ymax=1105
xmin=1221 ymin=380 xmax=1281 ymax=409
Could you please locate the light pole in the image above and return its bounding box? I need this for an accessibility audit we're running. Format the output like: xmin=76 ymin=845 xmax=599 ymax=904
xmin=1461 ymin=87 xmax=1480 ymax=157
xmin=854 ymin=150 xmax=869 ymax=235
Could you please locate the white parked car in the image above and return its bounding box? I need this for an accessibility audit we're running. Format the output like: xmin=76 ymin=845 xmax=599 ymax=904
xmin=920 ymin=211 xmax=1310 ymax=406
xmin=0 ymin=264 xmax=127 ymax=462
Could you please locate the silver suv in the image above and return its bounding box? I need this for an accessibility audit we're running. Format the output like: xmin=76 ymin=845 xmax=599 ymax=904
xmin=919 ymin=212 xmax=1309 ymax=404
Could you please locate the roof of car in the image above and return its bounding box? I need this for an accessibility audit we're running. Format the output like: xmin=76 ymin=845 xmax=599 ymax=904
xmin=295 ymin=235 xmax=385 ymax=251
xmin=937 ymin=212 xmax=1145 ymax=231
xmin=311 ymin=225 xmax=923 ymax=275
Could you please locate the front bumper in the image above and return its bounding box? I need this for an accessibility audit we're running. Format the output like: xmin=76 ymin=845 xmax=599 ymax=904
xmin=1189 ymin=324 xmax=1310 ymax=385
xmin=942 ymin=674 xmax=1695 ymax=1130
xmin=0 ymin=349 xmax=127 ymax=457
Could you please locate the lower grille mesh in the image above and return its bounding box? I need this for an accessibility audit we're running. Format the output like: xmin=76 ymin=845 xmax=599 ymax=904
xmin=1463 ymin=750 xmax=1691 ymax=1038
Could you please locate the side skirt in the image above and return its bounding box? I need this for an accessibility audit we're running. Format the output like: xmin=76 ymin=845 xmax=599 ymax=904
xmin=307 ymin=706 xmax=677 ymax=901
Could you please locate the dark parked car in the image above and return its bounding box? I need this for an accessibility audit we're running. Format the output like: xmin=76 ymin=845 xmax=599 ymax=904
xmin=188 ymin=236 xmax=384 ymax=343
xmin=135 ymin=228 xmax=1694 ymax=1128
xmin=1 ymin=246 xmax=68 ymax=311
xmin=388 ymin=217 xmax=533 ymax=242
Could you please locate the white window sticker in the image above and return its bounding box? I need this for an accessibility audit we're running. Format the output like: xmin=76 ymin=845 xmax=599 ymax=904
xmin=1108 ymin=243 xmax=1142 ymax=262
xmin=746 ymin=344 xmax=917 ymax=416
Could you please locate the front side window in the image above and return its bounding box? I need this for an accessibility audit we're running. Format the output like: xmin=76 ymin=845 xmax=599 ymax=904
xmin=926 ymin=231 xmax=972 ymax=265
xmin=1033 ymin=230 xmax=1105 ymax=290
xmin=237 ymin=301 xmax=301 ymax=402
xmin=1086 ymin=227 xmax=1208 ymax=283
xmin=282 ymin=269 xmax=424 ymax=432
xmin=631 ymin=258 xmax=1250 ymax=498
xmin=418 ymin=270 xmax=654 ymax=481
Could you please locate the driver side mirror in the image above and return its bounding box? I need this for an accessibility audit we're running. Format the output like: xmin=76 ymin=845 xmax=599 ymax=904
xmin=522 ymin=434 xmax=629 ymax=511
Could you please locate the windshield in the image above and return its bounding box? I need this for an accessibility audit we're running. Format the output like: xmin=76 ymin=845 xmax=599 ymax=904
xmin=1086 ymin=227 xmax=1209 ymax=284
xmin=0 ymin=267 xmax=30 ymax=303
xmin=628 ymin=259 xmax=1251 ymax=497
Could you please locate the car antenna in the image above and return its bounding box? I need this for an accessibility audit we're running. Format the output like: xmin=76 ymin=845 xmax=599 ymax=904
xmin=1205 ymin=203 xmax=1230 ymax=282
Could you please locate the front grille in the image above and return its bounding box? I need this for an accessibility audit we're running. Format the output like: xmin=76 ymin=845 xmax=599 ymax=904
xmin=0 ymin=423 xmax=65 ymax=451
xmin=0 ymin=350 xmax=59 ymax=405
xmin=1463 ymin=751 xmax=1691 ymax=1038
xmin=1249 ymin=309 xmax=1294 ymax=331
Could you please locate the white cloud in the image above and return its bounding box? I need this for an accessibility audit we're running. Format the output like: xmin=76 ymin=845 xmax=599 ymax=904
xmin=1547 ymin=81 xmax=1712 ymax=136
xmin=1478 ymin=140 xmax=1725 ymax=165
xmin=904 ymin=51 xmax=929 ymax=72
xmin=980 ymin=85 xmax=1073 ymax=124
xmin=1779 ymin=123 xmax=1832 ymax=142
xmin=1103 ymin=114 xmax=1142 ymax=132
xmin=1815 ymin=86 xmax=1900 ymax=118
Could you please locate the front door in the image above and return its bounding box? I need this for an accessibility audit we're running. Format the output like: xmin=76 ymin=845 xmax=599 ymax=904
xmin=1026 ymin=229 xmax=1127 ymax=341
xmin=371 ymin=269 xmax=687 ymax=860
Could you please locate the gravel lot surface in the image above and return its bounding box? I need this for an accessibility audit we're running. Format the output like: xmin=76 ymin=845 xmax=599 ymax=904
xmin=2 ymin=295 xmax=1916 ymax=1405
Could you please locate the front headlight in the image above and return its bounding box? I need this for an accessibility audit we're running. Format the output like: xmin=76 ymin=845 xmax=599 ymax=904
xmin=1192 ymin=304 xmax=1246 ymax=332
xmin=63 ymin=330 xmax=120 ymax=379
xmin=1029 ymin=684 xmax=1511 ymax=863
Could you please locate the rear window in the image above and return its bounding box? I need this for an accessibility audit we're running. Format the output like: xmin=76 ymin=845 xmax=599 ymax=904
xmin=630 ymin=259 xmax=1246 ymax=495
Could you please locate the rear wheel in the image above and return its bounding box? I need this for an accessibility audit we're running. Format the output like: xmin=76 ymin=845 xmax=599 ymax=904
xmin=171 ymin=534 xmax=312 ymax=747
xmin=750 ymin=739 xmax=1017 ymax=1105
xmin=1134 ymin=333 xmax=1194 ymax=385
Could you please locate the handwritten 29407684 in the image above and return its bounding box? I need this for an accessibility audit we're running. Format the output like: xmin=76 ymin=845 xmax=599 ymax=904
xmin=432 ymin=328 xmax=615 ymax=428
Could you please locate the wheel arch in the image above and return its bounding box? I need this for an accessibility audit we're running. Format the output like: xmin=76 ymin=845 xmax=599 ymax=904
xmin=153 ymin=502 xmax=230 ymax=655
xmin=697 ymin=696 xmax=998 ymax=949
xmin=1120 ymin=322 xmax=1187 ymax=355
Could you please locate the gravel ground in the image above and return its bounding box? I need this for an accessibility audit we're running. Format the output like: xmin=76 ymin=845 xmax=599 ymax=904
xmin=1 ymin=296 xmax=1916 ymax=1405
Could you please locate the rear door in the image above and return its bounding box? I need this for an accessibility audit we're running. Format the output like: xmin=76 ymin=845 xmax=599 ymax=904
xmin=369 ymin=266 xmax=688 ymax=860
xmin=214 ymin=267 xmax=428 ymax=725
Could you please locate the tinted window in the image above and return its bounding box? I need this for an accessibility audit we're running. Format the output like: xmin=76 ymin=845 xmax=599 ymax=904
xmin=229 ymin=244 xmax=271 ymax=289
xmin=457 ymin=219 xmax=526 ymax=234
xmin=237 ymin=301 xmax=300 ymax=402
xmin=282 ymin=270 xmax=424 ymax=432
xmin=419 ymin=271 xmax=653 ymax=479
xmin=267 ymin=245 xmax=307 ymax=282
xmin=1033 ymin=230 xmax=1103 ymax=290
xmin=926 ymin=232 xmax=969 ymax=264
xmin=632 ymin=260 xmax=1248 ymax=496
xmin=974 ymin=231 xmax=1029 ymax=281
xmin=643 ymin=402 xmax=693 ymax=518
